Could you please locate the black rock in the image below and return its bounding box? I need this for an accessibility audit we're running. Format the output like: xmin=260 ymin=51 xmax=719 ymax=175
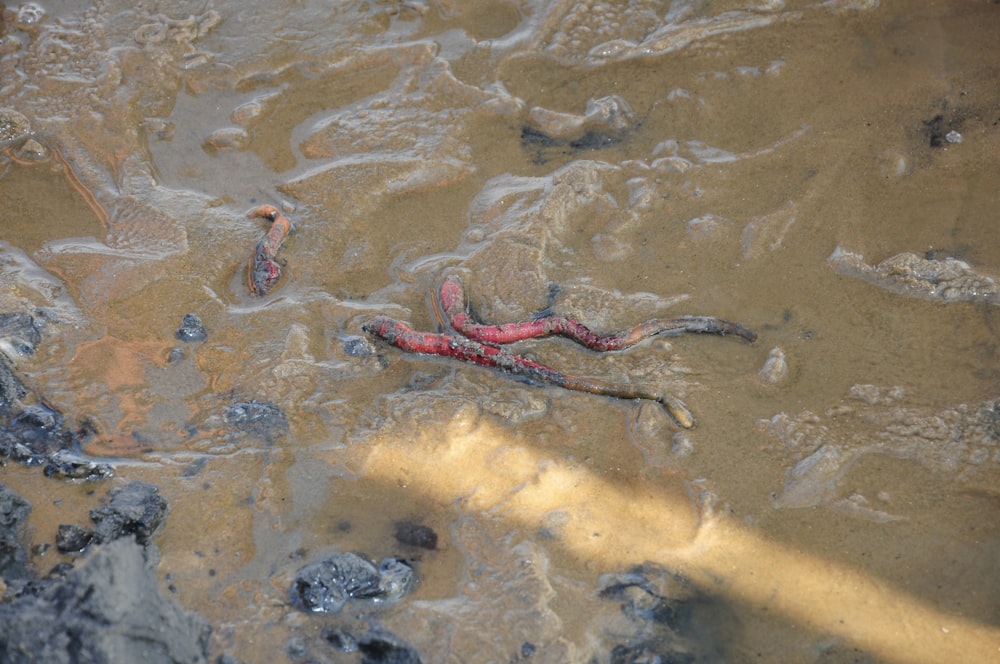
xmin=0 ymin=403 xmax=73 ymax=466
xmin=43 ymin=451 xmax=114 ymax=481
xmin=0 ymin=538 xmax=211 ymax=664
xmin=0 ymin=357 xmax=27 ymax=411
xmin=0 ymin=483 xmax=31 ymax=579
xmin=597 ymin=571 xmax=659 ymax=600
xmin=0 ymin=320 xmax=115 ymax=481
xmin=89 ymin=481 xmax=168 ymax=545
xmin=393 ymin=520 xmax=438 ymax=550
xmin=55 ymin=523 xmax=93 ymax=553
xmin=15 ymin=404 xmax=60 ymax=430
xmin=611 ymin=642 xmax=692 ymax=664
xmin=291 ymin=552 xmax=382 ymax=613
xmin=0 ymin=312 xmax=41 ymax=358
xmin=290 ymin=552 xmax=415 ymax=614
xmin=358 ymin=629 xmax=422 ymax=664
xmin=176 ymin=313 xmax=208 ymax=343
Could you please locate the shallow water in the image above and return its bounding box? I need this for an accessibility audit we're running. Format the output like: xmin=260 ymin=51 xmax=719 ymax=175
xmin=2 ymin=1 xmax=999 ymax=662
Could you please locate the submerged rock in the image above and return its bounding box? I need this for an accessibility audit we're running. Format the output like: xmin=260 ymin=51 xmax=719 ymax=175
xmin=523 ymin=95 xmax=636 ymax=161
xmin=175 ymin=313 xmax=208 ymax=342
xmin=757 ymin=346 xmax=789 ymax=386
xmin=761 ymin=388 xmax=1000 ymax=512
xmin=595 ymin=564 xmax=729 ymax=662
xmin=223 ymin=399 xmax=288 ymax=442
xmin=291 ymin=551 xmax=415 ymax=614
xmin=829 ymin=248 xmax=1000 ymax=303
xmin=358 ymin=629 xmax=423 ymax=664
xmin=393 ymin=520 xmax=438 ymax=550
xmin=0 ymin=404 xmax=113 ymax=479
xmin=0 ymin=108 xmax=31 ymax=145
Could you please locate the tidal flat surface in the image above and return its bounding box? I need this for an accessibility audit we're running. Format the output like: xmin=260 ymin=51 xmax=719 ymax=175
xmin=1 ymin=1 xmax=999 ymax=662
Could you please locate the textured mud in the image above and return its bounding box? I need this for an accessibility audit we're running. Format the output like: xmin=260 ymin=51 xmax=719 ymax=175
xmin=2 ymin=1 xmax=1000 ymax=663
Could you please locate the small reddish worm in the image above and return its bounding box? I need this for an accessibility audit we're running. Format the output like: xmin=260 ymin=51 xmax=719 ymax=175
xmin=246 ymin=205 xmax=293 ymax=296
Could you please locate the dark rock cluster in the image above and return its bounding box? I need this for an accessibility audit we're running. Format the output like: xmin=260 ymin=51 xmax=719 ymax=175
xmin=0 ymin=482 xmax=211 ymax=664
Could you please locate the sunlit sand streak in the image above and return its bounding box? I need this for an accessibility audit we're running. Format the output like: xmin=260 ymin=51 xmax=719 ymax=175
xmin=358 ymin=415 xmax=999 ymax=664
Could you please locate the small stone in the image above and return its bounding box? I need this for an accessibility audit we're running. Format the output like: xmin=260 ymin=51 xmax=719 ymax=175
xmin=0 ymin=108 xmax=30 ymax=144
xmin=55 ymin=524 xmax=93 ymax=553
xmin=175 ymin=313 xmax=207 ymax=342
xmin=89 ymin=481 xmax=168 ymax=545
xmin=322 ymin=627 xmax=359 ymax=653
xmin=203 ymin=127 xmax=250 ymax=153
xmin=758 ymin=347 xmax=788 ymax=385
xmin=357 ymin=630 xmax=422 ymax=664
xmin=14 ymin=138 xmax=50 ymax=161
xmin=342 ymin=335 xmax=377 ymax=357
xmin=393 ymin=520 xmax=438 ymax=550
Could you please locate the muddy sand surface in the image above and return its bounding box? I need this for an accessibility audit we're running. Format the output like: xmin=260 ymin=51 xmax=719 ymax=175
xmin=1 ymin=1 xmax=999 ymax=662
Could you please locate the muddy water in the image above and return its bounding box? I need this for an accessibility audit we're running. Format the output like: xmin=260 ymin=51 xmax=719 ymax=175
xmin=2 ymin=1 xmax=999 ymax=662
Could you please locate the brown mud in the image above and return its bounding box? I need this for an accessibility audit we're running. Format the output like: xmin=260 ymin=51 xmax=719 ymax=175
xmin=1 ymin=1 xmax=999 ymax=662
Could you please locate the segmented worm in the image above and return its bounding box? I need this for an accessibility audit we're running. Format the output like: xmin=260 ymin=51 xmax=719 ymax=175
xmin=363 ymin=315 xmax=696 ymax=428
xmin=437 ymin=274 xmax=757 ymax=348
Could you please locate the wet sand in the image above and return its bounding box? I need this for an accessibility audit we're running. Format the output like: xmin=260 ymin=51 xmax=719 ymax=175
xmin=1 ymin=1 xmax=999 ymax=662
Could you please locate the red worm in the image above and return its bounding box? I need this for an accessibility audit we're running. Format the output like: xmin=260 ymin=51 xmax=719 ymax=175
xmin=246 ymin=204 xmax=293 ymax=295
xmin=363 ymin=315 xmax=696 ymax=428
xmin=438 ymin=275 xmax=757 ymax=348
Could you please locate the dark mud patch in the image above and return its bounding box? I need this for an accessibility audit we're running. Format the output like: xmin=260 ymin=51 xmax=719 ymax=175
xmin=295 ymin=627 xmax=422 ymax=664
